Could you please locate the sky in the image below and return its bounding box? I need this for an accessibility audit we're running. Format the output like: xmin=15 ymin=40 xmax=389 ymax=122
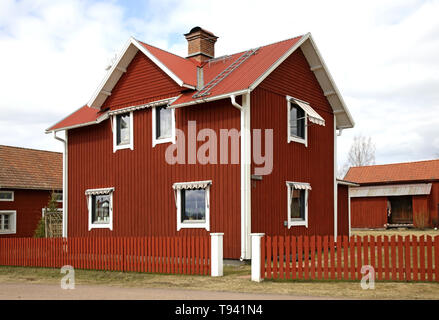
xmin=0 ymin=0 xmax=438 ymax=169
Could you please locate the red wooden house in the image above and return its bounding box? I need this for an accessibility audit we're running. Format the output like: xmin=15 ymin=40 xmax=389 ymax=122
xmin=0 ymin=145 xmax=62 ymax=237
xmin=345 ymin=160 xmax=439 ymax=229
xmin=47 ymin=27 xmax=354 ymax=259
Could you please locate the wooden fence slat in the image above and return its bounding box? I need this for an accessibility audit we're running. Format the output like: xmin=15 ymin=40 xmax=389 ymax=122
xmin=420 ymin=236 xmax=425 ymax=281
xmin=310 ymin=236 xmax=316 ymax=280
xmin=356 ymin=236 xmax=362 ymax=280
xmin=383 ymin=236 xmax=390 ymax=280
xmin=370 ymin=236 xmax=375 ymax=279
xmin=316 ymin=236 xmax=321 ymax=280
xmin=261 ymin=236 xmax=266 ymax=280
xmin=272 ymin=236 xmax=278 ymax=280
xmin=298 ymin=236 xmax=303 ymax=280
xmin=404 ymin=236 xmax=411 ymax=281
xmin=329 ymin=236 xmax=335 ymax=280
xmin=349 ymin=236 xmax=355 ymax=280
xmin=435 ymin=237 xmax=439 ymax=282
xmin=342 ymin=236 xmax=349 ymax=280
xmin=279 ymin=236 xmax=284 ymax=279
xmin=323 ymin=236 xmax=328 ymax=280
xmin=336 ymin=236 xmax=342 ymax=280
xmin=304 ymin=236 xmax=309 ymax=280
xmin=285 ymin=236 xmax=290 ymax=279
xmin=291 ymin=236 xmax=296 ymax=280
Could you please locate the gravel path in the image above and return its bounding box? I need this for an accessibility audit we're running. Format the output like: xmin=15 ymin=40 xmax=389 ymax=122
xmin=0 ymin=282 xmax=335 ymax=300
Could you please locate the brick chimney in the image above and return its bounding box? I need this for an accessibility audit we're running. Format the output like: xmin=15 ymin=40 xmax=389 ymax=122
xmin=184 ymin=27 xmax=218 ymax=63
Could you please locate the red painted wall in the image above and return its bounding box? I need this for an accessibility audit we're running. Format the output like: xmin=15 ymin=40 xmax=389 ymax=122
xmin=68 ymin=98 xmax=241 ymax=258
xmin=429 ymin=182 xmax=439 ymax=226
xmin=351 ymin=197 xmax=388 ymax=229
xmin=413 ymin=195 xmax=429 ymax=227
xmin=337 ymin=184 xmax=349 ymax=236
xmin=0 ymin=189 xmax=55 ymax=238
xmin=250 ymin=48 xmax=336 ymax=237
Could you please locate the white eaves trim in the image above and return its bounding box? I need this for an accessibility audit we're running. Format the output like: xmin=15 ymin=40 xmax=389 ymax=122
xmin=108 ymin=97 xmax=177 ymax=116
xmin=169 ymin=89 xmax=250 ymax=109
xmin=45 ymin=106 xmax=109 ymax=133
xmin=87 ymin=37 xmax=193 ymax=110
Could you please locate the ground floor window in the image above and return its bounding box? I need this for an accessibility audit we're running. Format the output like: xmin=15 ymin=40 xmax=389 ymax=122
xmin=0 ymin=210 xmax=16 ymax=234
xmin=173 ymin=180 xmax=211 ymax=231
xmin=85 ymin=188 xmax=114 ymax=230
xmin=286 ymin=182 xmax=311 ymax=228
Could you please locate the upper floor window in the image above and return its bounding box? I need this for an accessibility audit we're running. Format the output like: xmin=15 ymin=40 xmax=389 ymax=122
xmin=153 ymin=105 xmax=175 ymax=147
xmin=286 ymin=182 xmax=311 ymax=228
xmin=0 ymin=191 xmax=14 ymax=201
xmin=0 ymin=210 xmax=16 ymax=234
xmin=113 ymin=112 xmax=133 ymax=152
xmin=286 ymin=96 xmax=326 ymax=147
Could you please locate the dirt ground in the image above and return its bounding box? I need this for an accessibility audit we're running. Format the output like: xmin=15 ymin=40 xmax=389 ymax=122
xmin=0 ymin=265 xmax=438 ymax=300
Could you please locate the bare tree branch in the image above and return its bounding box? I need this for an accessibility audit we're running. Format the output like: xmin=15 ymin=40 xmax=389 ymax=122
xmin=339 ymin=134 xmax=376 ymax=178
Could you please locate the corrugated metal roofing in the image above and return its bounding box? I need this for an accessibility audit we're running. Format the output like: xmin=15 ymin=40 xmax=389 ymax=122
xmin=350 ymin=183 xmax=432 ymax=198
xmin=345 ymin=159 xmax=439 ymax=184
xmin=0 ymin=145 xmax=62 ymax=190
xmin=47 ymin=105 xmax=107 ymax=132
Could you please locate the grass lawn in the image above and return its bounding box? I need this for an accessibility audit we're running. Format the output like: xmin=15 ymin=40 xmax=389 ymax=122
xmin=1 ymin=264 xmax=439 ymax=299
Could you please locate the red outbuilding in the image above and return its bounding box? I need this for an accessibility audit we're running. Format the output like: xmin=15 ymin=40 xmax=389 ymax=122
xmin=47 ymin=27 xmax=354 ymax=259
xmin=345 ymin=160 xmax=439 ymax=229
xmin=0 ymin=145 xmax=62 ymax=237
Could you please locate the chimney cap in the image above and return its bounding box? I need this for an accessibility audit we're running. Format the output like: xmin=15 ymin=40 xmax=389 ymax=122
xmin=184 ymin=26 xmax=217 ymax=39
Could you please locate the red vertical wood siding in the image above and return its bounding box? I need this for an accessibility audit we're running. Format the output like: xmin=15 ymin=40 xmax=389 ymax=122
xmin=351 ymin=197 xmax=388 ymax=228
xmin=337 ymin=184 xmax=349 ymax=236
xmin=250 ymin=48 xmax=335 ymax=237
xmin=0 ymin=189 xmax=57 ymax=238
xmin=429 ymin=182 xmax=439 ymax=226
xmin=68 ymin=98 xmax=241 ymax=258
xmin=102 ymin=51 xmax=182 ymax=111
xmin=413 ymin=195 xmax=429 ymax=227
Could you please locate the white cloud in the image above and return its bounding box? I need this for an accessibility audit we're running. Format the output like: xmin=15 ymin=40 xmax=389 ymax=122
xmin=0 ymin=0 xmax=438 ymax=167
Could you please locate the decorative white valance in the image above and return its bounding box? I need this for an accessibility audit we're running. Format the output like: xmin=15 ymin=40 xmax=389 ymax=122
xmin=287 ymin=96 xmax=325 ymax=126
xmin=172 ymin=180 xmax=212 ymax=190
xmin=108 ymin=97 xmax=177 ymax=116
xmin=286 ymin=181 xmax=312 ymax=191
xmin=85 ymin=187 xmax=115 ymax=196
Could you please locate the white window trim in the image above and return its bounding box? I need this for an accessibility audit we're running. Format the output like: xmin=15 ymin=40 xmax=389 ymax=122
xmin=86 ymin=188 xmax=114 ymax=231
xmin=286 ymin=96 xmax=308 ymax=147
xmin=286 ymin=182 xmax=310 ymax=228
xmin=113 ymin=111 xmax=134 ymax=152
xmin=174 ymin=182 xmax=210 ymax=231
xmin=0 ymin=210 xmax=17 ymax=234
xmin=0 ymin=191 xmax=14 ymax=202
xmin=152 ymin=106 xmax=175 ymax=147
xmin=52 ymin=192 xmax=63 ymax=203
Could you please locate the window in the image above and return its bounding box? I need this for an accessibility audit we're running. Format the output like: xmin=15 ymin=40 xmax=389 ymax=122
xmin=113 ymin=112 xmax=133 ymax=152
xmin=86 ymin=188 xmax=114 ymax=230
xmin=286 ymin=182 xmax=311 ymax=228
xmin=0 ymin=211 xmax=16 ymax=234
xmin=53 ymin=192 xmax=63 ymax=203
xmin=287 ymin=100 xmax=307 ymax=146
xmin=152 ymin=105 xmax=175 ymax=146
xmin=0 ymin=191 xmax=14 ymax=201
xmin=173 ymin=181 xmax=211 ymax=231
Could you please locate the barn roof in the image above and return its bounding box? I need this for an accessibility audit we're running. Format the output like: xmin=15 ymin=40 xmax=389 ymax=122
xmin=344 ymin=159 xmax=439 ymax=185
xmin=0 ymin=145 xmax=63 ymax=190
xmin=47 ymin=32 xmax=354 ymax=132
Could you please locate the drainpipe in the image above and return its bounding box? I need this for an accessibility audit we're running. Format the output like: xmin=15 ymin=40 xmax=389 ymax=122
xmin=53 ymin=131 xmax=68 ymax=238
xmin=231 ymin=94 xmax=251 ymax=261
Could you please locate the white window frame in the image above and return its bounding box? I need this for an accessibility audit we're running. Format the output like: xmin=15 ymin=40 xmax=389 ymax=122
xmin=286 ymin=182 xmax=310 ymax=228
xmin=152 ymin=105 xmax=175 ymax=147
xmin=0 ymin=210 xmax=16 ymax=234
xmin=113 ymin=111 xmax=134 ymax=152
xmin=287 ymin=96 xmax=308 ymax=147
xmin=86 ymin=188 xmax=114 ymax=231
xmin=174 ymin=181 xmax=211 ymax=231
xmin=52 ymin=192 xmax=63 ymax=203
xmin=0 ymin=191 xmax=14 ymax=202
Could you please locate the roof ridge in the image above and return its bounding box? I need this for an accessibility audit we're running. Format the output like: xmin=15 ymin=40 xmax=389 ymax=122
xmin=351 ymin=158 xmax=439 ymax=169
xmin=0 ymin=145 xmax=62 ymax=154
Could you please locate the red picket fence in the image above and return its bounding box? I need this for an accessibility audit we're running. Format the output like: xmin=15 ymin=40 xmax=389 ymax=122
xmin=261 ymin=235 xmax=439 ymax=282
xmin=0 ymin=236 xmax=211 ymax=275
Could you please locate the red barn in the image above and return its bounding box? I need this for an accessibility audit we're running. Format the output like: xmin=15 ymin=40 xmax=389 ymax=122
xmin=47 ymin=27 xmax=354 ymax=259
xmin=0 ymin=145 xmax=62 ymax=237
xmin=345 ymin=160 xmax=439 ymax=229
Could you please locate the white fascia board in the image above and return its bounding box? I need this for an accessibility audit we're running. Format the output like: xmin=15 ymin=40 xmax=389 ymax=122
xmin=169 ymin=89 xmax=250 ymax=109
xmin=305 ymin=35 xmax=355 ymax=128
xmin=249 ymin=34 xmax=310 ymax=91
xmin=46 ymin=112 xmax=109 ymax=133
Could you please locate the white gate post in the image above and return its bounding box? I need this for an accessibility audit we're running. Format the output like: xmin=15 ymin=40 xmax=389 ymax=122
xmin=210 ymin=233 xmax=224 ymax=277
xmin=251 ymin=233 xmax=265 ymax=282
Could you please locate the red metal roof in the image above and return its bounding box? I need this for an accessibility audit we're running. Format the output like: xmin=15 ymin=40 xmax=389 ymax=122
xmin=0 ymin=145 xmax=62 ymax=190
xmin=48 ymin=35 xmax=304 ymax=131
xmin=345 ymin=159 xmax=439 ymax=184
xmin=47 ymin=105 xmax=106 ymax=132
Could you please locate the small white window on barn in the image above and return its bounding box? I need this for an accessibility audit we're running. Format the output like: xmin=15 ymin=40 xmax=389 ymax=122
xmin=0 ymin=210 xmax=16 ymax=234
xmin=152 ymin=105 xmax=175 ymax=147
xmin=85 ymin=188 xmax=114 ymax=231
xmin=113 ymin=112 xmax=134 ymax=152
xmin=286 ymin=96 xmax=325 ymax=147
xmin=0 ymin=191 xmax=14 ymax=201
xmin=173 ymin=181 xmax=211 ymax=231
xmin=286 ymin=182 xmax=311 ymax=228
xmin=52 ymin=192 xmax=63 ymax=203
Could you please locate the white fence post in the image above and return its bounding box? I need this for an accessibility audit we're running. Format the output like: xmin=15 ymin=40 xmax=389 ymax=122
xmin=210 ymin=233 xmax=224 ymax=277
xmin=251 ymin=233 xmax=265 ymax=282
